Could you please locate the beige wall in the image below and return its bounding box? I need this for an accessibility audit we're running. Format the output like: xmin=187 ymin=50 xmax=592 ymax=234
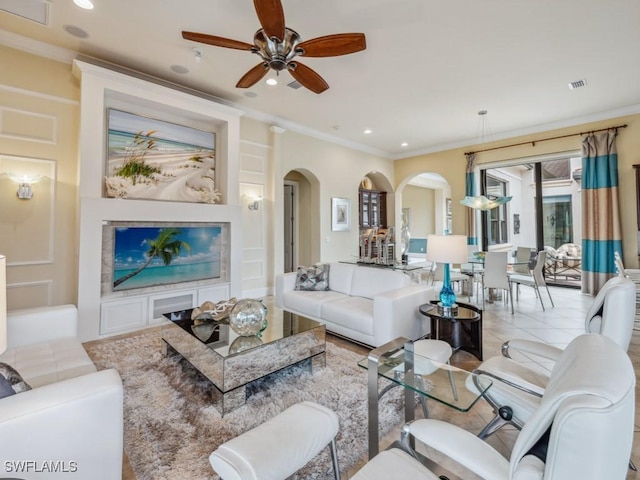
xmin=402 ymin=184 xmax=435 ymax=239
xmin=0 ymin=45 xmax=80 ymax=309
xmin=394 ymin=114 xmax=640 ymax=268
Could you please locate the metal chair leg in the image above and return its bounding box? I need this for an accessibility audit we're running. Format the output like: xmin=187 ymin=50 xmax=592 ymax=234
xmin=329 ymin=438 xmax=341 ymax=480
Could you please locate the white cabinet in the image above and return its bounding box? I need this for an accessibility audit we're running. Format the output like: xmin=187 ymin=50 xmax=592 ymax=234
xmin=100 ymin=283 xmax=230 ymax=336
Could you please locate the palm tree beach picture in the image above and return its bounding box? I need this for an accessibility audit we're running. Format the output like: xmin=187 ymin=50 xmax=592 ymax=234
xmin=105 ymin=109 xmax=220 ymax=203
xmin=112 ymin=226 xmax=222 ymax=291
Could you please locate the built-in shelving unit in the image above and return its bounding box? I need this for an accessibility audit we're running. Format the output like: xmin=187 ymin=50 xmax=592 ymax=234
xmin=73 ymin=60 xmax=244 ymax=341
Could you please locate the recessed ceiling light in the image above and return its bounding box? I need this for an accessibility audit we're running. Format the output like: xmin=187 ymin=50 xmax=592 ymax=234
xmin=266 ymin=78 xmax=278 ymax=86
xmin=244 ymin=91 xmax=258 ymax=98
xmin=73 ymin=0 xmax=94 ymax=9
xmin=401 ymin=142 xmax=408 ymax=147
xmin=364 ymin=129 xmax=372 ymax=135
xmin=63 ymin=25 xmax=89 ymax=38
xmin=170 ymin=65 xmax=189 ymax=75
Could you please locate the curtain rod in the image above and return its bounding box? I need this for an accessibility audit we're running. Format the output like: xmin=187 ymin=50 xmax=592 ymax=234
xmin=465 ymin=124 xmax=628 ymax=156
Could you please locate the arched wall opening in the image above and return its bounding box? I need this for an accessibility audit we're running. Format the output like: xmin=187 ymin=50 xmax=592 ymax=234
xmin=395 ymin=172 xmax=451 ymax=261
xmin=283 ymin=168 xmax=321 ymax=270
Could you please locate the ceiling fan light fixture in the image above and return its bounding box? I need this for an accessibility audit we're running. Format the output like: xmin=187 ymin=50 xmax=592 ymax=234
xmin=266 ymin=78 xmax=278 ymax=86
xmin=73 ymin=0 xmax=94 ymax=10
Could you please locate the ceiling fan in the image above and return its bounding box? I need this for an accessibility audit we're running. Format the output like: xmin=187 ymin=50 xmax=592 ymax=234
xmin=182 ymin=0 xmax=366 ymax=94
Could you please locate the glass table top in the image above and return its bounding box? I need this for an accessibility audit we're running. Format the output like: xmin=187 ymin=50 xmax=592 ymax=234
xmin=359 ymin=343 xmax=491 ymax=412
xmin=162 ymin=307 xmax=323 ymax=358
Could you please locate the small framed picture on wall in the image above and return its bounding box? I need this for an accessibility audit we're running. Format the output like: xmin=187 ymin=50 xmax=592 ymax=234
xmin=331 ymin=197 xmax=351 ymax=231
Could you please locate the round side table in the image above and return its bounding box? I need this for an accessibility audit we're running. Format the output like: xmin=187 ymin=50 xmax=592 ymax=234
xmin=419 ymin=302 xmax=483 ymax=360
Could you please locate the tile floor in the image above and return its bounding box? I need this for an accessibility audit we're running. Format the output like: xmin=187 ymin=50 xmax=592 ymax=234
xmin=117 ymin=282 xmax=640 ymax=479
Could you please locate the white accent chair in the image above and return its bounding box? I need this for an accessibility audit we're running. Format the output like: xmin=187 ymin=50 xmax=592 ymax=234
xmin=469 ymin=275 xmax=636 ymax=439
xmin=352 ymin=334 xmax=635 ymax=480
xmin=0 ymin=305 xmax=124 ymax=479
xmin=509 ymin=250 xmax=554 ymax=311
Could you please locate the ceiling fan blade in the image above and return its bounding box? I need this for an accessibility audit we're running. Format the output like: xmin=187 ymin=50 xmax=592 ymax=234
xmin=288 ymin=62 xmax=329 ymax=94
xmin=254 ymin=0 xmax=285 ymax=41
xmin=182 ymin=31 xmax=254 ymax=51
xmin=236 ymin=63 xmax=270 ymax=88
xmin=297 ymin=33 xmax=366 ymax=57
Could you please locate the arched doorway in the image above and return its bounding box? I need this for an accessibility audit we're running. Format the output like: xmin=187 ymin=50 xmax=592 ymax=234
xmin=395 ymin=172 xmax=451 ymax=262
xmin=283 ymin=169 xmax=320 ymax=272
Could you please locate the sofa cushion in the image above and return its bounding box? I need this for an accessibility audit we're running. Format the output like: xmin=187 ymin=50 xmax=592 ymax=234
xmin=321 ymin=296 xmax=375 ymax=336
xmin=0 ymin=337 xmax=97 ymax=388
xmin=295 ymin=264 xmax=330 ymax=291
xmin=0 ymin=362 xmax=30 ymax=394
xmin=350 ymin=267 xmax=410 ymax=299
xmin=282 ymin=290 xmax=348 ymax=319
xmin=328 ymin=262 xmax=356 ymax=296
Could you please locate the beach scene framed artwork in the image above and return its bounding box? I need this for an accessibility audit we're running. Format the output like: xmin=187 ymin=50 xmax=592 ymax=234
xmin=104 ymin=109 xmax=219 ymax=203
xmin=112 ymin=225 xmax=223 ymax=291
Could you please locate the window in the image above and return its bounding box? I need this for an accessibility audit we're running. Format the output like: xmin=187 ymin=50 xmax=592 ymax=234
xmin=486 ymin=176 xmax=508 ymax=245
xmin=541 ymin=158 xmax=570 ymax=181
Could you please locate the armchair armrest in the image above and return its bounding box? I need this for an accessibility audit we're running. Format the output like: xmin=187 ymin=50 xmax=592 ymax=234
xmin=0 ymin=369 xmax=123 ymax=480
xmin=373 ymin=285 xmax=434 ymax=345
xmin=7 ymin=304 xmax=79 ymax=348
xmin=275 ymin=272 xmax=298 ymax=308
xmin=407 ymin=419 xmax=510 ymax=479
xmin=502 ymin=339 xmax=563 ymax=362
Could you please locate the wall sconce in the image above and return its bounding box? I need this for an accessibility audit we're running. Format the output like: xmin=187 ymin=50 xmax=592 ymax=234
xmin=8 ymin=173 xmax=43 ymax=200
xmin=245 ymin=194 xmax=262 ymax=211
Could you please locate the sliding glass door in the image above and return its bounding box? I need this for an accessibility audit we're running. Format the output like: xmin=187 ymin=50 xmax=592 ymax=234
xmin=480 ymin=155 xmax=582 ymax=287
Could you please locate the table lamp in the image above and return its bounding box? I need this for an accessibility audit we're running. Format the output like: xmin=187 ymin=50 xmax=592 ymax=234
xmin=0 ymin=255 xmax=7 ymax=354
xmin=426 ymin=235 xmax=468 ymax=315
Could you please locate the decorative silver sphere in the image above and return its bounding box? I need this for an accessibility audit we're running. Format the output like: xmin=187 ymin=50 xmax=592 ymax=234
xmin=228 ymin=298 xmax=268 ymax=337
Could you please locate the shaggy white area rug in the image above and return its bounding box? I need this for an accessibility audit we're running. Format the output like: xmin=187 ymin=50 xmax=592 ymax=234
xmin=86 ymin=330 xmax=405 ymax=479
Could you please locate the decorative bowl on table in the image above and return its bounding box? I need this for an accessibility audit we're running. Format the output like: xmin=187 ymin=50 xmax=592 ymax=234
xmin=473 ymin=251 xmax=486 ymax=260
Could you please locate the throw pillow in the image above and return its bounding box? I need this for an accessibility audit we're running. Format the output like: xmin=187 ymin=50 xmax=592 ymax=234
xmin=0 ymin=362 xmax=31 ymax=394
xmin=294 ymin=264 xmax=330 ymax=291
xmin=0 ymin=375 xmax=15 ymax=399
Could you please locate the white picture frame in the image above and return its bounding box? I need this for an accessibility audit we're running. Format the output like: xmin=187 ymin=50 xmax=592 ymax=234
xmin=332 ymin=197 xmax=351 ymax=231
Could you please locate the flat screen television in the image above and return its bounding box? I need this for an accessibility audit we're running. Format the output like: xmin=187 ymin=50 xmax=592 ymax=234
xmin=110 ymin=224 xmax=224 ymax=292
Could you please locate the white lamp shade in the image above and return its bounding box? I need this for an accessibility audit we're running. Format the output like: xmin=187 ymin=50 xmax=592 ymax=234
xmin=426 ymin=235 xmax=468 ymax=264
xmin=0 ymin=255 xmax=6 ymax=354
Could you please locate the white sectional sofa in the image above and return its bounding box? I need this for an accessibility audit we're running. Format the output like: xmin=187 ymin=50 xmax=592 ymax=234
xmin=0 ymin=305 xmax=124 ymax=480
xmin=276 ymin=262 xmax=434 ymax=347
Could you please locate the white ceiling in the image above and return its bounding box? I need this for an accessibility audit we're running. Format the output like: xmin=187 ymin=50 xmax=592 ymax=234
xmin=1 ymin=0 xmax=639 ymax=159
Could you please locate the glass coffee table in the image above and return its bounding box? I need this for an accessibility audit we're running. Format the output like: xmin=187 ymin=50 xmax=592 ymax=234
xmin=162 ymin=306 xmax=326 ymax=416
xmin=359 ymin=337 xmax=492 ymax=459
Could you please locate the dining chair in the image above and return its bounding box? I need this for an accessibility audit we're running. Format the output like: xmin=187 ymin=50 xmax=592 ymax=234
xmin=511 ymin=246 xmax=532 ymax=275
xmin=480 ymin=252 xmax=513 ymax=313
xmin=509 ymin=251 xmax=554 ymax=311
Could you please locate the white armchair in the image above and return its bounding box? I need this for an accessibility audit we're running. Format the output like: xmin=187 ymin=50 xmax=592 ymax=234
xmin=352 ymin=334 xmax=635 ymax=480
xmin=470 ymin=274 xmax=636 ymax=439
xmin=0 ymin=305 xmax=124 ymax=480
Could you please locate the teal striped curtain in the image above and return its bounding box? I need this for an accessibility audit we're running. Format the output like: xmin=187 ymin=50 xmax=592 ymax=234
xmin=465 ymin=153 xmax=478 ymax=246
xmin=582 ymin=129 xmax=622 ymax=294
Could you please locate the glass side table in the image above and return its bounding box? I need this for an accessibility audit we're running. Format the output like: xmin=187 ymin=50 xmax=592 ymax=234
xmin=359 ymin=337 xmax=492 ymax=459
